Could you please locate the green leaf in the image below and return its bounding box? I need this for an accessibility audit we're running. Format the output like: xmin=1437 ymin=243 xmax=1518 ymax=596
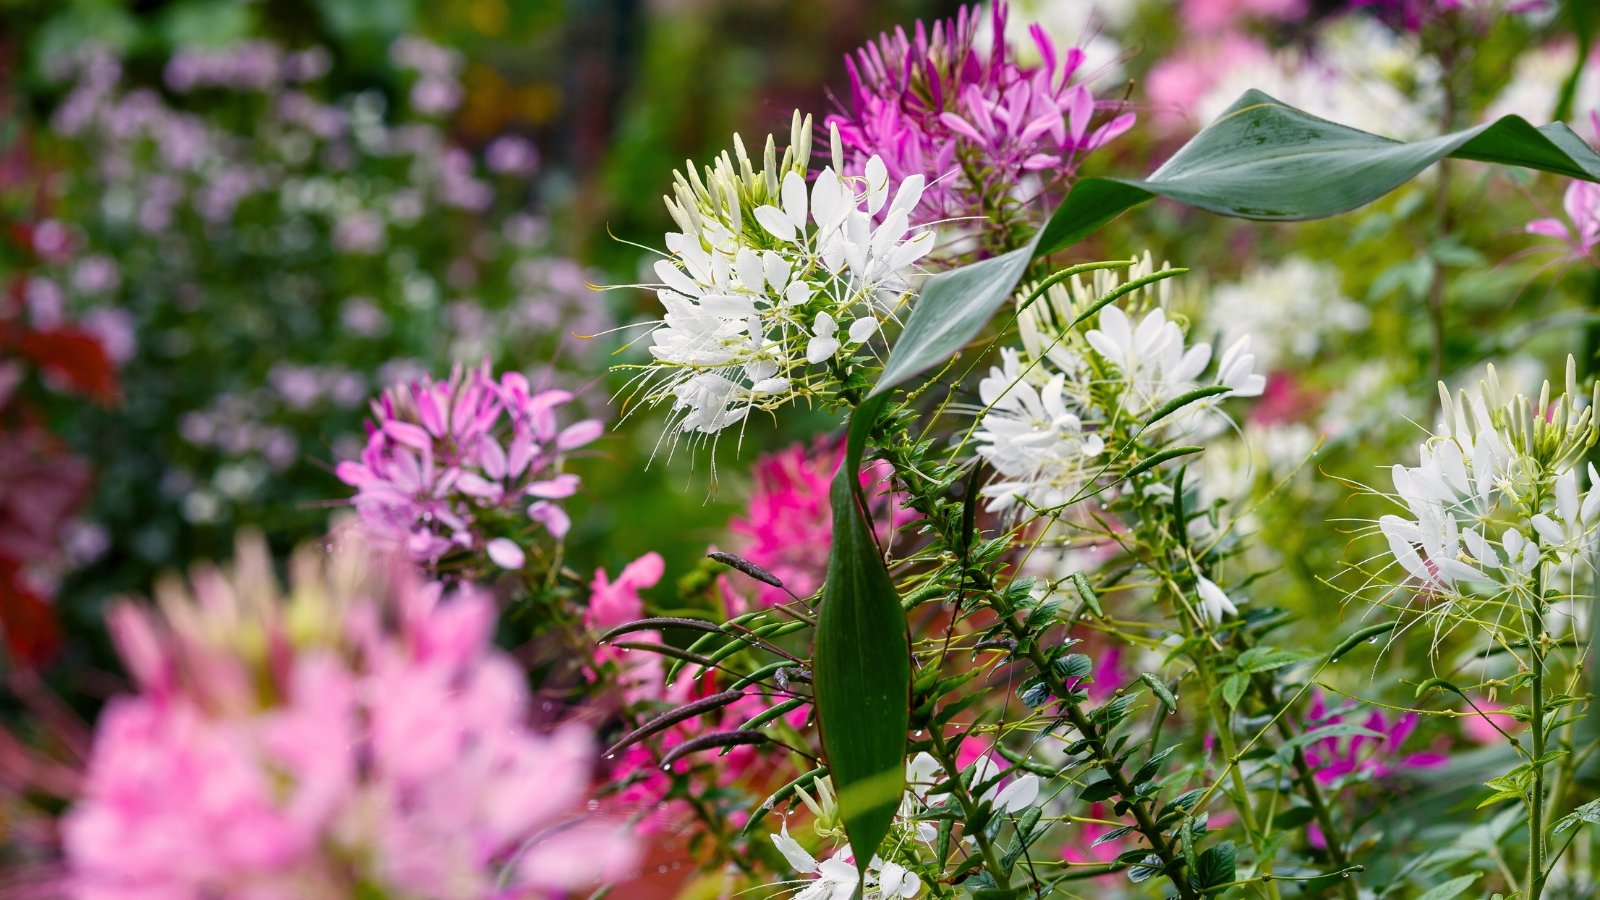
xmin=1416 ymin=874 xmax=1479 ymax=900
xmin=1055 ymin=652 xmax=1094 ymax=681
xmin=813 ymin=468 xmax=911 ymax=882
xmin=1080 ymin=779 xmax=1119 ymax=803
xmin=1070 ymin=571 xmax=1103 ymax=618
xmin=1125 ymin=446 xmax=1205 ymax=481
xmin=1274 ymin=723 xmax=1388 ymax=759
xmin=1037 ymin=90 xmax=1600 ymax=255
xmin=1235 ymin=646 xmax=1314 ymax=674
xmin=1196 ymin=841 xmax=1237 ymax=891
xmin=1554 ymin=798 xmax=1600 ymax=834
xmin=1220 ymin=673 xmax=1249 ymax=710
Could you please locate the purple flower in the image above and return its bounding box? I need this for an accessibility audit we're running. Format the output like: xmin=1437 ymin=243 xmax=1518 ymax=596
xmin=335 ymin=362 xmax=602 ymax=569
xmin=1303 ymin=691 xmax=1446 ymax=784
xmin=826 ymin=2 xmax=1133 ymax=231
xmin=485 ymin=135 xmax=540 ymax=176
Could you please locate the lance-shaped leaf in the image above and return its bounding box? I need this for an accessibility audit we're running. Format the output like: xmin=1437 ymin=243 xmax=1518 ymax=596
xmin=812 ymin=466 xmax=911 ymax=883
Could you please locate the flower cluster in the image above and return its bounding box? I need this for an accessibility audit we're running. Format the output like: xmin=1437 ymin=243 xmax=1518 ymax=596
xmin=633 ymin=113 xmax=933 ymax=441
xmin=723 ymin=439 xmax=915 ymax=608
xmin=1378 ymin=359 xmax=1600 ymax=609
xmin=34 ymin=37 xmax=610 ymax=595
xmin=765 ymin=750 xmax=1043 ymax=899
xmin=337 ymin=362 xmax=600 ymax=568
xmin=826 ymin=3 xmax=1134 ymax=230
xmin=974 ymin=257 xmax=1264 ymax=515
xmin=63 ymin=535 xmax=637 ymax=898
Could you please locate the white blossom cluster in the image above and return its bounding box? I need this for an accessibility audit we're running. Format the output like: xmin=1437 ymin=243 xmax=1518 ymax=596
xmin=630 ymin=113 xmax=933 ymax=445
xmin=1379 ymin=359 xmax=1600 ymax=605
xmin=973 ymin=256 xmax=1265 ymax=516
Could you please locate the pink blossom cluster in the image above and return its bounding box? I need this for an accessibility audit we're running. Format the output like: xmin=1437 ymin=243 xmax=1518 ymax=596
xmin=826 ymin=3 xmax=1134 ymax=227
xmin=64 ymin=536 xmax=637 ymax=898
xmin=336 ymin=361 xmax=601 ymax=569
xmin=583 ymin=553 xmax=807 ymax=834
xmin=723 ymin=439 xmax=915 ymax=610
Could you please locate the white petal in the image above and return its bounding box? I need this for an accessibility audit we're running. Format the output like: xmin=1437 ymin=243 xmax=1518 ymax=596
xmin=771 ymin=822 xmax=819 ymax=874
xmin=485 ymin=538 xmax=525 ymax=570
xmin=754 ymin=205 xmax=796 ymax=242
xmin=847 ymin=317 xmax=879 ymax=343
xmin=806 ymin=336 xmax=841 ymax=364
xmin=993 ymin=774 xmax=1040 ymax=813
xmin=782 ymin=170 xmax=809 ymax=229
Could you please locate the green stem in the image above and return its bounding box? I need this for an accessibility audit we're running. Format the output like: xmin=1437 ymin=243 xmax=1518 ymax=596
xmin=863 ymin=412 xmax=1199 ymax=900
xmin=927 ymin=727 xmax=1012 ymax=891
xmin=1528 ymin=582 xmax=1548 ymax=900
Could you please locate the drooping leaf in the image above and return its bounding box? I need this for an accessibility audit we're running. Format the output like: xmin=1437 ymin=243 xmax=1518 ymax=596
xmin=1037 ymin=89 xmax=1600 ymax=255
xmin=812 ymin=467 xmax=912 ymax=882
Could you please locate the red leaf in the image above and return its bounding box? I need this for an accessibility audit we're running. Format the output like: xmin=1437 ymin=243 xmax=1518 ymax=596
xmin=16 ymin=328 xmax=118 ymax=403
xmin=0 ymin=566 xmax=61 ymax=667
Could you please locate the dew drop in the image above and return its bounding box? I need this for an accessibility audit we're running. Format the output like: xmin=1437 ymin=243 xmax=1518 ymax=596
xmin=603 ymin=753 xmax=616 ymax=760
xmin=657 ymin=865 xmax=670 ymax=874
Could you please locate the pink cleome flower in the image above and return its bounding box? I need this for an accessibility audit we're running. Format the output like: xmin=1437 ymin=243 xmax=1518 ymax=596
xmin=723 ymin=438 xmax=915 ymax=610
xmin=826 ymin=2 xmax=1134 ymax=228
xmin=1527 ymin=178 xmax=1600 ymax=262
xmin=584 ymin=552 xmax=810 ymax=834
xmin=64 ymin=535 xmax=637 ymax=899
xmin=336 ymin=360 xmax=601 ymax=569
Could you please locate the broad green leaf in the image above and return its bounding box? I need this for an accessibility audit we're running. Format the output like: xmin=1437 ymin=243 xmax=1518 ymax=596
xmin=1037 ymin=89 xmax=1600 ymax=255
xmin=1196 ymin=841 xmax=1237 ymax=891
xmin=812 ymin=467 xmax=911 ymax=882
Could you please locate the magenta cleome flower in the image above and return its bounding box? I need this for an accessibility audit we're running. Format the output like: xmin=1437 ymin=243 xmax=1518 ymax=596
xmin=826 ymin=3 xmax=1134 ymax=231
xmin=1302 ymin=691 xmax=1446 ymax=785
xmin=64 ymin=535 xmax=638 ymax=899
xmin=336 ymin=361 xmax=601 ymax=569
xmin=724 ymin=439 xmax=914 ymax=609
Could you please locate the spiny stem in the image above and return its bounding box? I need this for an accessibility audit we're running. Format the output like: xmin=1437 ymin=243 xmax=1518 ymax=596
xmin=1527 ymin=567 xmax=1548 ymax=900
xmin=927 ymin=727 xmax=1012 ymax=891
xmin=861 ymin=414 xmax=1199 ymax=900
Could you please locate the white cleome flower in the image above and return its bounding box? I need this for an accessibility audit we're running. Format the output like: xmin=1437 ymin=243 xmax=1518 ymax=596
xmin=976 ymin=258 xmax=1265 ymax=519
xmin=1379 ymin=360 xmax=1600 ymax=597
xmin=1207 ymin=257 xmax=1369 ymax=371
xmin=632 ymin=113 xmax=933 ymax=444
xmin=771 ymin=819 xmax=924 ymax=899
xmin=1084 ymin=305 xmax=1264 ymax=423
xmin=1195 ymin=574 xmax=1239 ymax=624
xmin=974 ymin=349 xmax=1105 ymax=514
